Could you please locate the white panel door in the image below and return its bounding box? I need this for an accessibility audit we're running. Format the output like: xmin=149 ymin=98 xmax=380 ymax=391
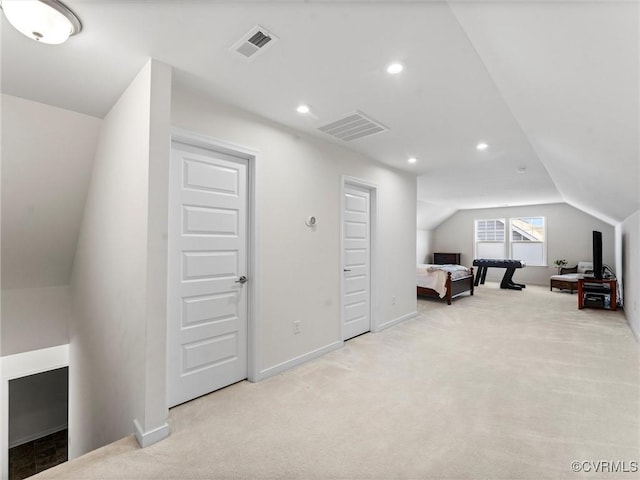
xmin=168 ymin=140 xmax=248 ymax=408
xmin=342 ymin=185 xmax=371 ymax=340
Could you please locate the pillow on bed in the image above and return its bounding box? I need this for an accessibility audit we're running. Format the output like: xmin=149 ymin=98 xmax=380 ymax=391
xmin=426 ymin=264 xmax=468 ymax=273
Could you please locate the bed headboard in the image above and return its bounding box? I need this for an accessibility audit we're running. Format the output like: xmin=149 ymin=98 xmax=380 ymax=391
xmin=433 ymin=252 xmax=461 ymax=265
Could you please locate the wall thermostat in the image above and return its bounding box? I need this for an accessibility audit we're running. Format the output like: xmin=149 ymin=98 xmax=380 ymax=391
xmin=306 ymin=216 xmax=317 ymax=227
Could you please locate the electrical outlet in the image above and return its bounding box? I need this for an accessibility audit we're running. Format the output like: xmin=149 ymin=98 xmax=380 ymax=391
xmin=293 ymin=320 xmax=301 ymax=334
xmin=392 ymin=296 xmax=396 ymax=305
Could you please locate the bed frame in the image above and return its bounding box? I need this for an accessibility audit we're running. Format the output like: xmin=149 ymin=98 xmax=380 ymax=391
xmin=416 ymin=252 xmax=475 ymax=305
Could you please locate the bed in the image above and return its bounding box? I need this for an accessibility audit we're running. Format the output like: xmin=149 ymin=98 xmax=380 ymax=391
xmin=417 ymin=252 xmax=474 ymax=305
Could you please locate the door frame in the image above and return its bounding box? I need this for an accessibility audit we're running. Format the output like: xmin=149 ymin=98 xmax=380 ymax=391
xmin=168 ymin=128 xmax=261 ymax=401
xmin=340 ymin=176 xmax=378 ymax=340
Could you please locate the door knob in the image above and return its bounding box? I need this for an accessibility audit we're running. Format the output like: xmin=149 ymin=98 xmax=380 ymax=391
xmin=235 ymin=275 xmax=248 ymax=284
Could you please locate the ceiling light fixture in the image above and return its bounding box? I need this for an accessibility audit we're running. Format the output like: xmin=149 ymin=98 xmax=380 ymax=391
xmin=386 ymin=62 xmax=404 ymax=75
xmin=296 ymin=104 xmax=311 ymax=114
xmin=1 ymin=0 xmax=82 ymax=45
xmin=408 ymin=157 xmax=417 ymax=164
xmin=476 ymin=142 xmax=489 ymax=151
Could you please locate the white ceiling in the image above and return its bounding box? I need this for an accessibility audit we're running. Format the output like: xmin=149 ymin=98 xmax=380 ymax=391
xmin=1 ymin=0 xmax=638 ymax=231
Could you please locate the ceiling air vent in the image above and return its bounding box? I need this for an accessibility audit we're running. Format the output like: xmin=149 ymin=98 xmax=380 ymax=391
xmin=231 ymin=25 xmax=278 ymax=60
xmin=318 ymin=111 xmax=388 ymax=142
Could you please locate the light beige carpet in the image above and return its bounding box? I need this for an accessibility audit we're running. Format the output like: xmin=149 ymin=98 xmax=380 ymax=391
xmin=36 ymin=284 xmax=639 ymax=479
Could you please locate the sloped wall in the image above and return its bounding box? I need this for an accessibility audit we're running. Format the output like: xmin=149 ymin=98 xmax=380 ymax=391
xmin=1 ymin=95 xmax=101 ymax=357
xmin=1 ymin=95 xmax=102 ymax=290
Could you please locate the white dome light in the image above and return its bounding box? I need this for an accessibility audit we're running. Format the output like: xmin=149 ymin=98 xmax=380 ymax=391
xmin=296 ymin=104 xmax=310 ymax=114
xmin=408 ymin=157 xmax=417 ymax=164
xmin=476 ymin=142 xmax=489 ymax=151
xmin=1 ymin=0 xmax=82 ymax=45
xmin=386 ymin=63 xmax=404 ymax=75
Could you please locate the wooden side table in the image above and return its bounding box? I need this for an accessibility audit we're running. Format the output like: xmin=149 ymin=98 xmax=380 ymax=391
xmin=578 ymin=277 xmax=617 ymax=311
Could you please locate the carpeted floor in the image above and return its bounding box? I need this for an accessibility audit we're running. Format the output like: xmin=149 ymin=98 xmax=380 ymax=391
xmin=35 ymin=283 xmax=639 ymax=479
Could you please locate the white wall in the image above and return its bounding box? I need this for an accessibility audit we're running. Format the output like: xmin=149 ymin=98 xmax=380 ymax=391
xmin=416 ymin=199 xmax=457 ymax=231
xmin=9 ymin=367 xmax=67 ymax=448
xmin=0 ymin=96 xmax=99 ymax=475
xmin=172 ymin=87 xmax=417 ymax=376
xmin=139 ymin=58 xmax=172 ymax=448
xmin=69 ymin=59 xmax=171 ymax=458
xmin=1 ymin=286 xmax=70 ymax=356
xmin=1 ymin=94 xmax=100 ymax=362
xmin=416 ymin=199 xmax=454 ymax=264
xmin=417 ymin=230 xmax=433 ymax=264
xmin=621 ymin=211 xmax=639 ymax=340
xmin=1 ymin=95 xmax=101 ymax=290
xmin=433 ymin=203 xmax=615 ymax=286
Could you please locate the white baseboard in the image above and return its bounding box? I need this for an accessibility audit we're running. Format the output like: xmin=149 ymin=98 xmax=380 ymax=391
xmin=133 ymin=419 xmax=170 ymax=448
xmin=375 ymin=311 xmax=418 ymax=332
xmin=9 ymin=424 xmax=67 ymax=449
xmin=256 ymin=340 xmax=343 ymax=381
xmin=255 ymin=314 xmax=418 ymax=381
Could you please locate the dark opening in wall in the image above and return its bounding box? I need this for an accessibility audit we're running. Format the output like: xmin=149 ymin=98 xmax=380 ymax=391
xmin=8 ymin=367 xmax=68 ymax=480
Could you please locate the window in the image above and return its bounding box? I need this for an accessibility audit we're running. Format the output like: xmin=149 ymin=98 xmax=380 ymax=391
xmin=510 ymin=217 xmax=546 ymax=266
xmin=475 ymin=218 xmax=506 ymax=259
xmin=474 ymin=216 xmax=547 ymax=266
xmin=476 ymin=219 xmax=505 ymax=242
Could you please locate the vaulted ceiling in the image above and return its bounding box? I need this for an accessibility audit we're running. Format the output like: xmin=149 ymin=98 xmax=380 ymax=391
xmin=2 ymin=1 xmax=638 ymax=238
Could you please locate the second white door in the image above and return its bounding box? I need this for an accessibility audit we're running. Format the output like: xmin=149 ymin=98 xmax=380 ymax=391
xmin=342 ymin=184 xmax=371 ymax=340
xmin=167 ymin=139 xmax=249 ymax=408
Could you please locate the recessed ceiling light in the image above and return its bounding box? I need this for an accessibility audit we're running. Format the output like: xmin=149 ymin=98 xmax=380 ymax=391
xmin=517 ymin=167 xmax=527 ymax=174
xmin=1 ymin=0 xmax=82 ymax=44
xmin=296 ymin=104 xmax=310 ymax=114
xmin=476 ymin=142 xmax=489 ymax=151
xmin=408 ymin=157 xmax=417 ymax=164
xmin=386 ymin=63 xmax=404 ymax=75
